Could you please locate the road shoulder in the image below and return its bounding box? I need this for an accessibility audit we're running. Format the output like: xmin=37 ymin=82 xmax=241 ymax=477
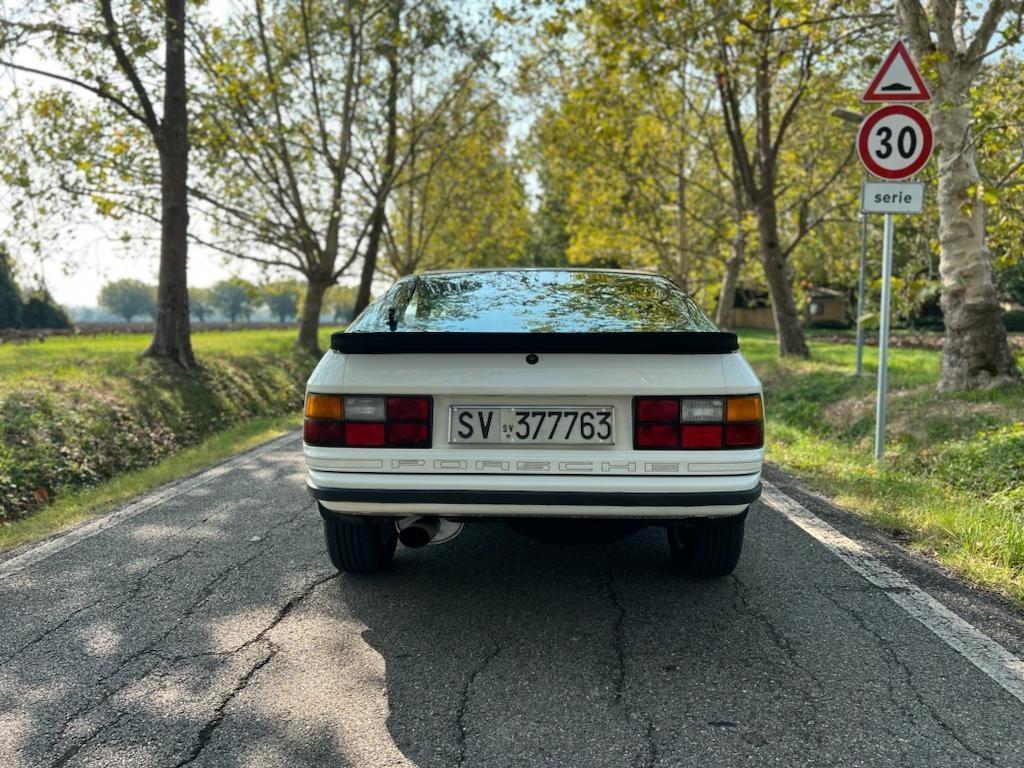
xmin=763 ymin=462 xmax=1024 ymax=659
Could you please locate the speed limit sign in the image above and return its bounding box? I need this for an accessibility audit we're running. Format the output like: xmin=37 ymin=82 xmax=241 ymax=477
xmin=857 ymin=104 xmax=933 ymax=180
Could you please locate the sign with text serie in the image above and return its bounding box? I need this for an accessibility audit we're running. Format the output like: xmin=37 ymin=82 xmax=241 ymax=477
xmin=861 ymin=182 xmax=924 ymax=214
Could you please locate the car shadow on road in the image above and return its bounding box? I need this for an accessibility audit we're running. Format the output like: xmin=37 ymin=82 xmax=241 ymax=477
xmin=335 ymin=521 xmax=761 ymax=768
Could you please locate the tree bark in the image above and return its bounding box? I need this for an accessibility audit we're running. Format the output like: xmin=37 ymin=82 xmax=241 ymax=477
xmin=674 ymin=81 xmax=690 ymax=293
xmin=931 ymin=96 xmax=1021 ymax=389
xmin=756 ymin=194 xmax=808 ymax=356
xmin=715 ymin=225 xmax=745 ymax=329
xmin=353 ymin=0 xmax=401 ymax=318
xmin=144 ymin=0 xmax=194 ymax=368
xmin=297 ymin=276 xmax=329 ymax=352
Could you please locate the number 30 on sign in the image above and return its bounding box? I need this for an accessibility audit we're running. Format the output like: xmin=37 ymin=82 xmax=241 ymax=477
xmin=857 ymin=104 xmax=933 ymax=180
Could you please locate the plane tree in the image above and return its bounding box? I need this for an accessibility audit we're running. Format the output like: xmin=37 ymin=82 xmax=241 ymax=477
xmin=897 ymin=0 xmax=1023 ymax=389
xmin=189 ymin=0 xmax=493 ymax=351
xmin=0 ymin=0 xmax=197 ymax=366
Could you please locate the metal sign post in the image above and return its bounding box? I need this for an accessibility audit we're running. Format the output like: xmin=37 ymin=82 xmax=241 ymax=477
xmin=874 ymin=214 xmax=895 ymax=459
xmin=857 ymin=40 xmax=933 ymax=460
xmin=855 ymin=211 xmax=868 ymax=376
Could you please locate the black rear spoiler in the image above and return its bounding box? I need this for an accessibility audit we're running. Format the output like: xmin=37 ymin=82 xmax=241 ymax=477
xmin=329 ymin=331 xmax=739 ymax=354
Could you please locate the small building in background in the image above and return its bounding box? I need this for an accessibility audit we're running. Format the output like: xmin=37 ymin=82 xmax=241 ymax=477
xmin=730 ymin=286 xmax=850 ymax=330
xmin=804 ymin=286 xmax=848 ymax=327
xmin=731 ymin=289 xmax=775 ymax=330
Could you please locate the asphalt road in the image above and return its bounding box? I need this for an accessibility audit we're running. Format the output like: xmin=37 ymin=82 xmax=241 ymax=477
xmin=2 ymin=433 xmax=1024 ymax=768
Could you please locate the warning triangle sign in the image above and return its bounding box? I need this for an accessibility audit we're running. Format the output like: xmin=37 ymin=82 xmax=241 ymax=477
xmin=862 ymin=41 xmax=931 ymax=103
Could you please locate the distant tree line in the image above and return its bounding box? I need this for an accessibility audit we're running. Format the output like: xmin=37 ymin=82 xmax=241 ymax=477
xmin=97 ymin=277 xmax=361 ymax=325
xmin=0 ymin=246 xmax=72 ymax=330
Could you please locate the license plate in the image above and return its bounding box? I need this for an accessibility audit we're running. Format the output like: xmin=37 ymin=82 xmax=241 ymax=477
xmin=449 ymin=406 xmax=614 ymax=445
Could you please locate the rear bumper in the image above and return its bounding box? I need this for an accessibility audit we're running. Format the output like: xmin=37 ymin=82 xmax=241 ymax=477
xmin=307 ymin=470 xmax=761 ymax=519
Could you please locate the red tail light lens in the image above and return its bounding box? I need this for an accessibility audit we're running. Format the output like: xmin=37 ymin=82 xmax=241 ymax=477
xmin=636 ymin=423 xmax=679 ymax=448
xmin=303 ymin=394 xmax=432 ymax=448
xmin=681 ymin=424 xmax=724 ymax=449
xmin=345 ymin=422 xmax=386 ymax=447
xmin=634 ymin=395 xmax=763 ymax=450
xmin=387 ymin=422 xmax=430 ymax=446
xmin=725 ymin=423 xmax=763 ymax=448
xmin=387 ymin=397 xmax=430 ymax=421
xmin=636 ymin=398 xmax=680 ymax=422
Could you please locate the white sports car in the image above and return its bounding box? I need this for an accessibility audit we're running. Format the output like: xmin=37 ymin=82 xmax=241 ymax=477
xmin=304 ymin=269 xmax=763 ymax=576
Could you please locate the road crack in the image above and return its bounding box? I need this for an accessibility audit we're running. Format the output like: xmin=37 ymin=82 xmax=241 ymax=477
xmin=730 ymin=575 xmax=826 ymax=751
xmin=170 ymin=643 xmax=280 ymax=768
xmin=44 ymin=509 xmax=316 ymax=758
xmin=455 ymin=639 xmax=501 ymax=768
xmin=817 ymin=586 xmax=1000 ymax=767
xmin=48 ymin=709 xmax=130 ymax=768
xmin=165 ymin=568 xmax=340 ymax=767
xmin=605 ymin=549 xmax=658 ymax=768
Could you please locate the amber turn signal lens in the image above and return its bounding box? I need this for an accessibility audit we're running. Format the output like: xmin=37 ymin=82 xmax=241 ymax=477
xmin=726 ymin=395 xmax=763 ymax=423
xmin=305 ymin=394 xmax=343 ymax=420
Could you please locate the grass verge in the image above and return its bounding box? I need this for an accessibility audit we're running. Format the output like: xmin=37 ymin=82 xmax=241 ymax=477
xmin=741 ymin=330 xmax=1024 ymax=602
xmin=0 ymin=414 xmax=300 ymax=551
xmin=1 ymin=328 xmax=331 ymax=529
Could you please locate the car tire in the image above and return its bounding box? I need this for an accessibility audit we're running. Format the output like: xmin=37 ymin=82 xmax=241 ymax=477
xmin=322 ymin=513 xmax=397 ymax=575
xmin=667 ymin=509 xmax=747 ymax=577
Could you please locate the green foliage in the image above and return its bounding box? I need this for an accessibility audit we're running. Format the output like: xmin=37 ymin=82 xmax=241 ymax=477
xmin=189 ymin=287 xmax=215 ymax=323
xmin=385 ymin=86 xmax=530 ymax=275
xmin=740 ymin=330 xmax=1024 ymax=600
xmin=930 ymin=423 xmax=1024 ymax=498
xmin=261 ymin=280 xmax=303 ymax=322
xmin=325 ymin=284 xmax=360 ymax=323
xmin=526 ymin=162 xmax=572 ymax=268
xmin=972 ymin=56 xmax=1024 ymax=269
xmin=526 ymin=0 xmax=873 ymax=313
xmin=995 ymin=258 xmax=1024 ymax=305
xmin=0 ymin=0 xmax=171 ymax=249
xmin=20 ymin=288 xmax=72 ymax=330
xmin=1003 ymin=310 xmax=1024 ymax=332
xmin=99 ymin=279 xmax=156 ymax=322
xmin=0 ymin=330 xmax=312 ymax=524
xmin=0 ymin=246 xmax=23 ymax=330
xmin=0 ymin=414 xmax=300 ymax=551
xmin=211 ymin=278 xmax=257 ymax=322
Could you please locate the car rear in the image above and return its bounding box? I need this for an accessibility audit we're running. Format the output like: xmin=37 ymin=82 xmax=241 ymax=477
xmin=303 ymin=269 xmax=763 ymax=576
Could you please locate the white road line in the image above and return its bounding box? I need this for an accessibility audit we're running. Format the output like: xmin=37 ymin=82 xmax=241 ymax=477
xmin=762 ymin=480 xmax=1024 ymax=707
xmin=0 ymin=431 xmax=299 ymax=582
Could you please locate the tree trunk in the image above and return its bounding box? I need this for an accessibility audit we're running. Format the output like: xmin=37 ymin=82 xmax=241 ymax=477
xmin=715 ymin=225 xmax=745 ymax=329
xmin=297 ymin=277 xmax=329 ymax=353
xmin=674 ymin=112 xmax=690 ymax=293
xmin=931 ymin=95 xmax=1021 ymax=390
xmin=144 ymin=0 xmax=194 ymax=368
xmin=755 ymin=194 xmax=808 ymax=357
xmin=353 ymin=0 xmax=401 ymax=318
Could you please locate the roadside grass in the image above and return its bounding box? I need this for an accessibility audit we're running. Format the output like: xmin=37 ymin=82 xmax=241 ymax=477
xmin=0 ymin=327 xmax=335 ymax=391
xmin=0 ymin=327 xmax=335 ymax=534
xmin=741 ymin=330 xmax=1024 ymax=602
xmin=0 ymin=413 xmax=300 ymax=551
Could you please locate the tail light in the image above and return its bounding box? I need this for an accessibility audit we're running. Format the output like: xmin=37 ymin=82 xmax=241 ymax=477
xmin=304 ymin=394 xmax=432 ymax=448
xmin=633 ymin=395 xmax=763 ymax=450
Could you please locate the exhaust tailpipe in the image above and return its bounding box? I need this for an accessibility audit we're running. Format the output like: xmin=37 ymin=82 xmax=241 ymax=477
xmin=398 ymin=516 xmax=441 ymax=549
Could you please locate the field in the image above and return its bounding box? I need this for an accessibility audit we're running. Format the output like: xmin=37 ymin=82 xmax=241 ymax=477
xmin=742 ymin=330 xmax=1024 ymax=601
xmin=0 ymin=328 xmax=334 ymax=545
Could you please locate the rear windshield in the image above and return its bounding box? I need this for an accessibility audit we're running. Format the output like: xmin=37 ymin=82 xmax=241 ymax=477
xmin=348 ymin=270 xmax=718 ymax=333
